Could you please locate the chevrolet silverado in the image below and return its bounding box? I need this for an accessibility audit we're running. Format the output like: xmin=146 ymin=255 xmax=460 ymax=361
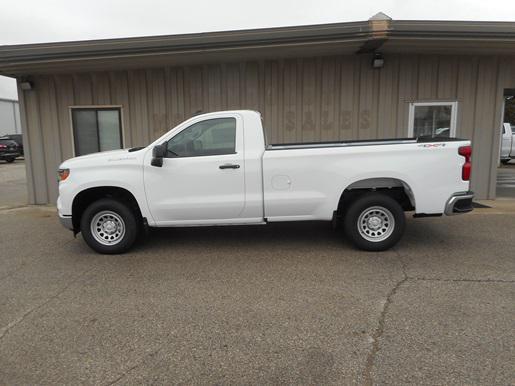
xmin=57 ymin=110 xmax=474 ymax=254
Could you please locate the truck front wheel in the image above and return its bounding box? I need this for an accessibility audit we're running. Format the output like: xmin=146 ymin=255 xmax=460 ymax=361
xmin=80 ymin=198 xmax=138 ymax=254
xmin=343 ymin=193 xmax=405 ymax=251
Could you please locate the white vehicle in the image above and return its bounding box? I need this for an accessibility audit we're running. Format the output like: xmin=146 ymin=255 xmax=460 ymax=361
xmin=500 ymin=122 xmax=515 ymax=164
xmin=57 ymin=110 xmax=474 ymax=254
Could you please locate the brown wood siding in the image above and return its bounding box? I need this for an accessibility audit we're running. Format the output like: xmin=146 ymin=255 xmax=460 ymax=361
xmin=18 ymin=53 xmax=515 ymax=204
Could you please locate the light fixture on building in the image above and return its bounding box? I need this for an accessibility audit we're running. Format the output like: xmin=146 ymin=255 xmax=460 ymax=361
xmin=372 ymin=53 xmax=384 ymax=69
xmin=20 ymin=80 xmax=34 ymax=90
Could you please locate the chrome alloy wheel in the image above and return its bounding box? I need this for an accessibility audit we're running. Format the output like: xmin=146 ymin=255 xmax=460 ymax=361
xmin=357 ymin=206 xmax=395 ymax=242
xmin=90 ymin=211 xmax=126 ymax=246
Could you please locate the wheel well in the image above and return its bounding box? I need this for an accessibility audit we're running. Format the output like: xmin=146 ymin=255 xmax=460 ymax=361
xmin=72 ymin=187 xmax=143 ymax=231
xmin=337 ymin=179 xmax=415 ymax=215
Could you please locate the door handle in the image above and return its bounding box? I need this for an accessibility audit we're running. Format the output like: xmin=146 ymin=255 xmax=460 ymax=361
xmin=219 ymin=164 xmax=240 ymax=169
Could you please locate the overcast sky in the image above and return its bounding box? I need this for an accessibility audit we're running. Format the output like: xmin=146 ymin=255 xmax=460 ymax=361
xmin=1 ymin=0 xmax=514 ymax=99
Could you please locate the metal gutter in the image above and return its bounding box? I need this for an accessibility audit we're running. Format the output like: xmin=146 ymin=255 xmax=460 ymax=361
xmin=390 ymin=20 xmax=515 ymax=36
xmin=0 ymin=21 xmax=370 ymax=61
xmin=0 ymin=18 xmax=514 ymax=75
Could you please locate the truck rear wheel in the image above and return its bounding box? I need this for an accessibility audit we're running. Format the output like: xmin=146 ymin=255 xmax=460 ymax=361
xmin=80 ymin=198 xmax=138 ymax=254
xmin=343 ymin=193 xmax=405 ymax=251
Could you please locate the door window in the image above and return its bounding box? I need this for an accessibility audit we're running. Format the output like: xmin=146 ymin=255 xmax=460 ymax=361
xmin=166 ymin=118 xmax=236 ymax=157
xmin=408 ymin=102 xmax=458 ymax=138
xmin=72 ymin=108 xmax=122 ymax=156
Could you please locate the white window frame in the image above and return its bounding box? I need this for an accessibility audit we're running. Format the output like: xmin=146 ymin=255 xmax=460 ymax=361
xmin=408 ymin=101 xmax=458 ymax=137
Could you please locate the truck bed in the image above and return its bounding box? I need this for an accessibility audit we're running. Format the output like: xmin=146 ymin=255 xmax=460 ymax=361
xmin=262 ymin=135 xmax=471 ymax=220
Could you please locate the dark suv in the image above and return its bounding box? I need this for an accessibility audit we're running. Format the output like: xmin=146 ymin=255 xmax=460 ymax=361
xmin=0 ymin=134 xmax=23 ymax=156
xmin=0 ymin=139 xmax=20 ymax=163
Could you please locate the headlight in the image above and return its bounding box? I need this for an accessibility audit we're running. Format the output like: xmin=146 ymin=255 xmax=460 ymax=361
xmin=57 ymin=168 xmax=70 ymax=182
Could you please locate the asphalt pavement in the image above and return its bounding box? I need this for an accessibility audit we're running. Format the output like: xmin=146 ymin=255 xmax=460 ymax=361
xmin=0 ymin=204 xmax=513 ymax=385
xmin=0 ymin=159 xmax=27 ymax=208
xmin=497 ymin=162 xmax=515 ymax=198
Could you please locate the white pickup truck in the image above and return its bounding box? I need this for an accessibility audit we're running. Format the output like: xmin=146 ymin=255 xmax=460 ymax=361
xmin=501 ymin=122 xmax=515 ymax=164
xmin=57 ymin=110 xmax=474 ymax=254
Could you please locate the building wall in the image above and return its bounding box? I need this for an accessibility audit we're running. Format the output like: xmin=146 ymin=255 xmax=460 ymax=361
xmin=0 ymin=98 xmax=21 ymax=136
xmin=17 ymin=53 xmax=515 ymax=204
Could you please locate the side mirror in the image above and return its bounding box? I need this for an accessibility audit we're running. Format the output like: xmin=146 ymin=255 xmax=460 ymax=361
xmin=151 ymin=144 xmax=166 ymax=167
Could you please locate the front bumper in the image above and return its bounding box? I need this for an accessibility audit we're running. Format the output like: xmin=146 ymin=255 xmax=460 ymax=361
xmin=0 ymin=152 xmax=20 ymax=159
xmin=59 ymin=214 xmax=74 ymax=230
xmin=445 ymin=191 xmax=474 ymax=216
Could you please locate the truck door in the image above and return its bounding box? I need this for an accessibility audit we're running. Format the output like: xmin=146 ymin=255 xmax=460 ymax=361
xmin=143 ymin=115 xmax=245 ymax=224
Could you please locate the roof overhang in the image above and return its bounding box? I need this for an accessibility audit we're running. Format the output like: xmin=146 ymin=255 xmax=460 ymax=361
xmin=1 ymin=18 xmax=514 ymax=76
xmin=385 ymin=20 xmax=515 ymax=54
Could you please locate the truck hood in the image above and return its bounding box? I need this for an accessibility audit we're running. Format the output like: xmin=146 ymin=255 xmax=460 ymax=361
xmin=60 ymin=148 xmax=141 ymax=168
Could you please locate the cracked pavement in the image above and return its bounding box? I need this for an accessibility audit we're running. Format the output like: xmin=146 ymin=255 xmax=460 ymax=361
xmin=0 ymin=203 xmax=514 ymax=385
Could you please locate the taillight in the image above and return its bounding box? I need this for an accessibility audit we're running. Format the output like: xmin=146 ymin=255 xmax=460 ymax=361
xmin=459 ymin=146 xmax=472 ymax=181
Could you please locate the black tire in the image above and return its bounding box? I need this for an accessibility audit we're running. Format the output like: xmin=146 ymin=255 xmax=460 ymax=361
xmin=80 ymin=198 xmax=139 ymax=254
xmin=501 ymin=159 xmax=510 ymax=165
xmin=343 ymin=192 xmax=405 ymax=251
xmin=6 ymin=157 xmax=15 ymax=163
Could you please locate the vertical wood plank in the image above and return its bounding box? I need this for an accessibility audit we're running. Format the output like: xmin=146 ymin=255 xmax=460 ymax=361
xmin=92 ymin=72 xmax=111 ymax=105
xmin=437 ymin=56 xmax=458 ymax=99
xmin=277 ymin=59 xmax=285 ymax=143
xmin=244 ymin=62 xmax=260 ymax=111
xmin=201 ymin=65 xmax=210 ymax=113
xmin=220 ymin=63 xmax=228 ymax=110
xmin=72 ymin=73 xmax=93 ymax=105
xmin=225 ymin=63 xmax=241 ymax=110
xmin=165 ymin=67 xmax=185 ymax=128
xmin=263 ymin=61 xmax=273 ymax=142
xmin=397 ymin=55 xmax=419 ymax=136
xmin=377 ymin=55 xmax=400 ymax=138
xmin=320 ymin=57 xmax=338 ymax=141
xmin=127 ymin=69 xmax=150 ymax=146
xmin=358 ymin=56 xmax=378 ymax=139
xmin=282 ymin=59 xmax=298 ymax=143
xmin=295 ymin=58 xmax=303 ymax=142
xmin=301 ymin=58 xmax=316 ymax=142
xmin=314 ymin=57 xmax=322 ymax=141
xmin=109 ymin=71 xmax=132 ymax=146
xmin=207 ymin=64 xmax=222 ymax=112
xmin=264 ymin=60 xmax=280 ymax=143
xmin=456 ymin=57 xmax=478 ymax=140
xmin=147 ymin=68 xmax=167 ymax=139
xmin=186 ymin=66 xmax=204 ymax=116
xmin=54 ymin=74 xmax=75 ymax=160
xmin=338 ymin=56 xmax=358 ymax=140
xmin=258 ymin=61 xmax=266 ymax=129
xmin=417 ymin=55 xmax=438 ymax=100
